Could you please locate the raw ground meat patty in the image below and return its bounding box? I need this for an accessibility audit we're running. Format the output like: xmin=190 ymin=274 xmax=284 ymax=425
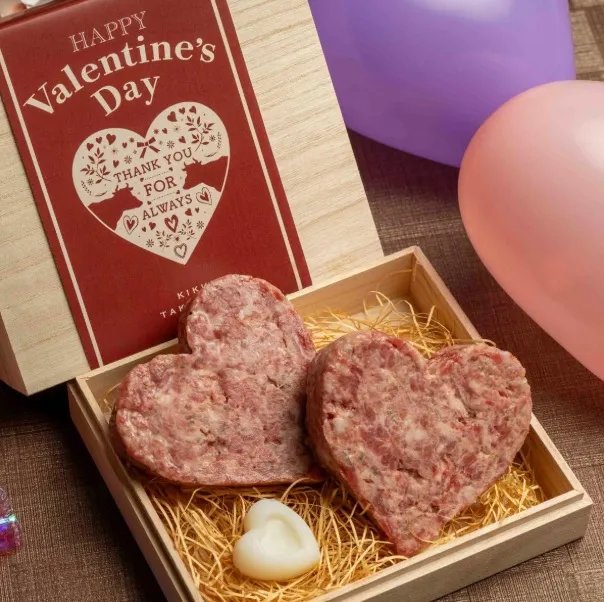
xmin=179 ymin=274 xmax=314 ymax=396
xmin=113 ymin=354 xmax=320 ymax=487
xmin=112 ymin=274 xmax=319 ymax=487
xmin=306 ymin=331 xmax=532 ymax=557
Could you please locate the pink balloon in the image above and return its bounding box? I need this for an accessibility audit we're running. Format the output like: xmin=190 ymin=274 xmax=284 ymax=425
xmin=459 ymin=80 xmax=604 ymax=380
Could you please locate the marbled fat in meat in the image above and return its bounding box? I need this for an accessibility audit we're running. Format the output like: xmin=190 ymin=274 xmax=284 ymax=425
xmin=113 ymin=354 xmax=318 ymax=486
xmin=306 ymin=331 xmax=532 ymax=557
xmin=113 ymin=274 xmax=318 ymax=487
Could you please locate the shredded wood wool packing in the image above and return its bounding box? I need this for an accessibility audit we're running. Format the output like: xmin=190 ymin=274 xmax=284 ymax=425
xmin=115 ymin=292 xmax=543 ymax=602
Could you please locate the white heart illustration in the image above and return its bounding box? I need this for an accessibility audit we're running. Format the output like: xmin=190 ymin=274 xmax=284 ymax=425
xmin=123 ymin=214 xmax=138 ymax=234
xmin=72 ymin=102 xmax=229 ymax=264
xmin=232 ymin=499 xmax=320 ymax=581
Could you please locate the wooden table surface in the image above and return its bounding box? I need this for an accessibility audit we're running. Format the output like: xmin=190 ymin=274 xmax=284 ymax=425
xmin=1 ymin=1 xmax=603 ymax=600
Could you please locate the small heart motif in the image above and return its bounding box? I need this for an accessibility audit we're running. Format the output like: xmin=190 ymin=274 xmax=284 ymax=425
xmin=167 ymin=111 xmax=177 ymax=122
xmin=113 ymin=160 xmax=120 ymax=168
xmin=162 ymin=128 xmax=168 ymax=134
xmin=123 ymin=214 xmax=138 ymax=234
xmin=178 ymin=136 xmax=186 ymax=144
xmin=142 ymin=227 xmax=146 ymax=232
xmin=95 ymin=136 xmax=102 ymax=144
xmin=86 ymin=142 xmax=94 ymax=151
xmin=107 ymin=133 xmax=116 ymax=145
xmin=190 ymin=106 xmax=197 ymax=113
xmin=149 ymin=221 xmax=156 ymax=230
xmin=195 ymin=207 xmax=200 ymax=213
xmin=164 ymin=215 xmax=178 ymax=232
xmin=174 ymin=243 xmax=187 ymax=259
xmin=196 ymin=187 xmax=211 ymax=204
xmin=179 ymin=107 xmax=186 ymax=114
xmin=233 ymin=499 xmax=320 ymax=581
xmin=185 ymin=208 xmax=192 ymax=216
xmin=122 ymin=142 xmax=128 ymax=149
xmin=307 ymin=332 xmax=532 ymax=557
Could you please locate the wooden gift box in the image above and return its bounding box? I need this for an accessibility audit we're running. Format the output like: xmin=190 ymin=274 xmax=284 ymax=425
xmin=69 ymin=247 xmax=592 ymax=602
xmin=0 ymin=1 xmax=592 ymax=599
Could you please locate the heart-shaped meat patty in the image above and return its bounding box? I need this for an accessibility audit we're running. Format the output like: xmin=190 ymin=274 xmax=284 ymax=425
xmin=179 ymin=274 xmax=314 ymax=395
xmin=113 ymin=275 xmax=318 ymax=487
xmin=306 ymin=331 xmax=532 ymax=557
xmin=113 ymin=355 xmax=320 ymax=486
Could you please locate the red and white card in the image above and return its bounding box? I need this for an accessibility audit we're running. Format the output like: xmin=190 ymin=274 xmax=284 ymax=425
xmin=0 ymin=0 xmax=311 ymax=367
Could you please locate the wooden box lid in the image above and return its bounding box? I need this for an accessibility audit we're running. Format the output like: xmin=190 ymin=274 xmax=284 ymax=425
xmin=0 ymin=0 xmax=382 ymax=395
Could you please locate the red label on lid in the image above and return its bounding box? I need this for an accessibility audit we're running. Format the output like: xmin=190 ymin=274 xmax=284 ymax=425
xmin=0 ymin=0 xmax=311 ymax=367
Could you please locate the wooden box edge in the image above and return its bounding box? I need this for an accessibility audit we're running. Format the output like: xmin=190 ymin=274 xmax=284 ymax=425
xmin=69 ymin=246 xmax=592 ymax=602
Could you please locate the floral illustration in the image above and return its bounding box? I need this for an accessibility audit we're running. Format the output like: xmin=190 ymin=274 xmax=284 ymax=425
xmin=80 ymin=146 xmax=111 ymax=183
xmin=178 ymin=219 xmax=196 ymax=241
xmin=186 ymin=113 xmax=215 ymax=152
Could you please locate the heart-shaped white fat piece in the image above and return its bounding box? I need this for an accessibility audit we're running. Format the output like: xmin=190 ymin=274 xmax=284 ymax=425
xmin=232 ymin=499 xmax=320 ymax=581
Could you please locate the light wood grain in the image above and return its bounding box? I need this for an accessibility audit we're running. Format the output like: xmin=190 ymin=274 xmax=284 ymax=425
xmin=70 ymin=247 xmax=592 ymax=602
xmin=229 ymin=0 xmax=382 ymax=280
xmin=0 ymin=99 xmax=90 ymax=394
xmin=314 ymin=493 xmax=591 ymax=602
xmin=68 ymin=383 xmax=201 ymax=602
xmin=0 ymin=0 xmax=382 ymax=395
xmin=410 ymin=248 xmax=481 ymax=341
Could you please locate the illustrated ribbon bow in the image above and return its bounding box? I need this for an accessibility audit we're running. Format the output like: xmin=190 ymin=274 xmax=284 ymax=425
xmin=137 ymin=137 xmax=160 ymax=158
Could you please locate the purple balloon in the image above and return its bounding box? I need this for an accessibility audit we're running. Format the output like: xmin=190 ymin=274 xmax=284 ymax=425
xmin=309 ymin=0 xmax=575 ymax=166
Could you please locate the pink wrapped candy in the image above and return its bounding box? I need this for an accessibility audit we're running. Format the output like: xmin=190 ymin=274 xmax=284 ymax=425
xmin=0 ymin=488 xmax=22 ymax=555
